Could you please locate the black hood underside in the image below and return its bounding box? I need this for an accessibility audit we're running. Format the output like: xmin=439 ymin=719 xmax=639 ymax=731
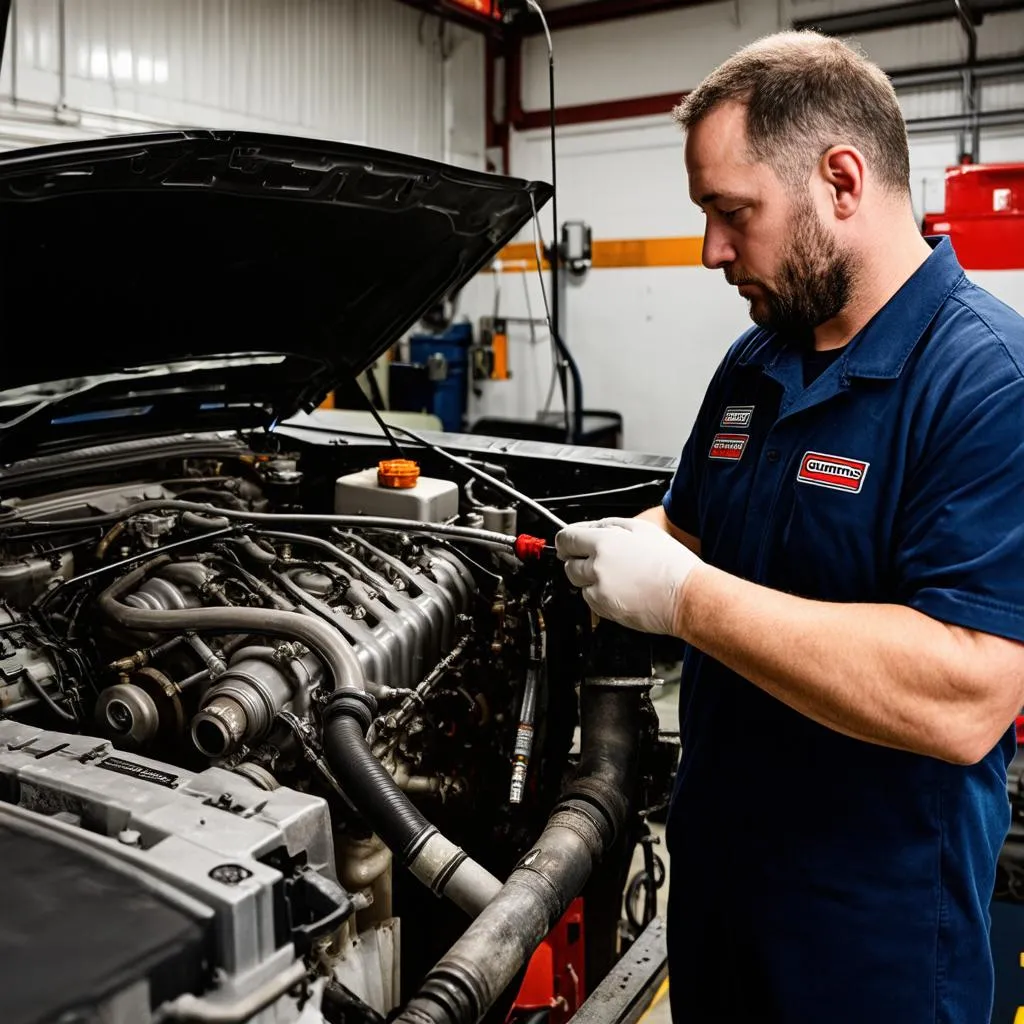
xmin=0 ymin=130 xmax=551 ymax=457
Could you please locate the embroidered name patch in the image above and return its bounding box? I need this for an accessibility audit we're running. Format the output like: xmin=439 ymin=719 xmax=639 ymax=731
xmin=721 ymin=405 xmax=754 ymax=428
xmin=797 ymin=451 xmax=870 ymax=493
xmin=709 ymin=433 xmax=749 ymax=461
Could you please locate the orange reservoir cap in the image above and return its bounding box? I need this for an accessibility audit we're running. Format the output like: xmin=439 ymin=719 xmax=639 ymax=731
xmin=377 ymin=459 xmax=421 ymax=489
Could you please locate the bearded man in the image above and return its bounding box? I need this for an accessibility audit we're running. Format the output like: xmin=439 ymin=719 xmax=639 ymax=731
xmin=555 ymin=31 xmax=1024 ymax=1024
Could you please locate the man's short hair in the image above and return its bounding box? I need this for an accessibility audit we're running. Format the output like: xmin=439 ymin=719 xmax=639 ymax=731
xmin=673 ymin=31 xmax=910 ymax=195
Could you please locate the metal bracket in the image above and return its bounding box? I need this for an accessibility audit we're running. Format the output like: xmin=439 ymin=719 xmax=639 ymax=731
xmin=565 ymin=917 xmax=668 ymax=1024
xmin=584 ymin=676 xmax=662 ymax=690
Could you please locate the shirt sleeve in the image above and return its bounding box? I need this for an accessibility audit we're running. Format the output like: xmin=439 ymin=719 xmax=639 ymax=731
xmin=662 ymin=422 xmax=703 ymax=536
xmin=896 ymin=345 xmax=1024 ymax=644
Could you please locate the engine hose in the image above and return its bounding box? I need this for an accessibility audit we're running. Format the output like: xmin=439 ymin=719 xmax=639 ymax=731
xmin=95 ymin=558 xmax=365 ymax=696
xmin=181 ymin=510 xmax=232 ymax=532
xmin=321 ymin=705 xmax=434 ymax=860
xmin=172 ymin=487 xmax=249 ymax=511
xmin=19 ymin=500 xmax=520 ymax=549
xmin=96 ymin=556 xmax=502 ymax=916
xmin=394 ymin=680 xmax=646 ymax=1024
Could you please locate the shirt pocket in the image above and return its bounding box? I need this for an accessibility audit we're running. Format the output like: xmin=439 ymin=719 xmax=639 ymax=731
xmin=772 ymin=462 xmax=890 ymax=602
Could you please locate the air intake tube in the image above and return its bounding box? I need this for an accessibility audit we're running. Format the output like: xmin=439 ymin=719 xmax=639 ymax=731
xmin=395 ymin=625 xmax=651 ymax=1024
xmin=320 ymin=691 xmax=503 ymax=914
xmin=97 ymin=556 xmax=501 ymax=917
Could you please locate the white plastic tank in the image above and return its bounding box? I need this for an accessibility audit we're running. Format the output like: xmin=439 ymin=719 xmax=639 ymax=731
xmin=334 ymin=460 xmax=459 ymax=523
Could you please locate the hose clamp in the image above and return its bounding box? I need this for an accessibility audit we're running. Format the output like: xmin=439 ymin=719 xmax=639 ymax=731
xmin=322 ymin=689 xmax=378 ymax=733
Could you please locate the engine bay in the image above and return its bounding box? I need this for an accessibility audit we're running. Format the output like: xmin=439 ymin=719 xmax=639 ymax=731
xmin=0 ymin=427 xmax=677 ymax=1024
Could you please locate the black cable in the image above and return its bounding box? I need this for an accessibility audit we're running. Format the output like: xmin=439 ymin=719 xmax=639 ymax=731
xmin=365 ymin=365 xmax=387 ymax=412
xmin=525 ymin=4 xmax=585 ymax=445
xmin=344 ymin=377 xmax=407 ymax=459
xmin=528 ymin=192 xmax=569 ymax=438
xmin=0 ymin=618 xmax=82 ymax=698
xmin=21 ymin=668 xmax=78 ymax=723
xmin=543 ymin=13 xmax=563 ymax=423
xmin=383 ymin=421 xmax=567 ymax=531
xmin=273 ymin=417 xmax=566 ymax=531
xmin=0 ymin=526 xmax=104 ymax=542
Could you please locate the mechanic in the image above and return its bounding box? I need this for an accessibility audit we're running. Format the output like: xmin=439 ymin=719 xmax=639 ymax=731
xmin=555 ymin=31 xmax=1024 ymax=1024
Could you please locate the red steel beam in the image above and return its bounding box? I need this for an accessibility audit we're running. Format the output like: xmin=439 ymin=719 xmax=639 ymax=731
xmin=517 ymin=0 xmax=724 ymax=36
xmin=513 ymin=90 xmax=686 ymax=130
xmin=392 ymin=0 xmax=506 ymax=36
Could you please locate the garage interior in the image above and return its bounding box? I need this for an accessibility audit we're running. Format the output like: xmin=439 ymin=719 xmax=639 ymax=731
xmin=0 ymin=2 xmax=1022 ymax=1023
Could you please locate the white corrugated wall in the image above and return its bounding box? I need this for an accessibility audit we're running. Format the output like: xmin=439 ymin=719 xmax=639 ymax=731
xmin=462 ymin=0 xmax=1024 ymax=454
xmin=0 ymin=0 xmax=485 ymax=165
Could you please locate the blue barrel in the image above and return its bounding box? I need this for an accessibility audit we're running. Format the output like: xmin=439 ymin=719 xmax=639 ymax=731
xmin=408 ymin=322 xmax=472 ymax=433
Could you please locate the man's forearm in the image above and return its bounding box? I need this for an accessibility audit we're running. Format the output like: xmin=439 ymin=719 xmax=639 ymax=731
xmin=677 ymin=564 xmax=1023 ymax=764
xmin=636 ymin=505 xmax=701 ymax=554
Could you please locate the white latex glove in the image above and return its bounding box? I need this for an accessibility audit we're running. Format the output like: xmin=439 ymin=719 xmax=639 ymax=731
xmin=554 ymin=517 xmax=703 ymax=636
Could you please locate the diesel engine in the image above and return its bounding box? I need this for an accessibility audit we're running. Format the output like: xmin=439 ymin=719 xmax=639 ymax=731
xmin=0 ymin=439 xmax=671 ymax=1024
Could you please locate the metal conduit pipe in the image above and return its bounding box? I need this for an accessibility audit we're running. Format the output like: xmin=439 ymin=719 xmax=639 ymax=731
xmin=889 ymin=55 xmax=1024 ymax=89
xmin=394 ymin=674 xmax=649 ymax=1024
xmin=16 ymin=500 xmax=519 ymax=550
xmin=96 ymin=557 xmax=502 ymax=917
xmin=906 ymin=107 xmax=1024 ymax=133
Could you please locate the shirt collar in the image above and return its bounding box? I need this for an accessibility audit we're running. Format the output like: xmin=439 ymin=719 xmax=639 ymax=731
xmin=736 ymin=236 xmax=965 ymax=380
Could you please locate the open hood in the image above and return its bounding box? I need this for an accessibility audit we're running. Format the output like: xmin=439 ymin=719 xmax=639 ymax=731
xmin=0 ymin=130 xmax=551 ymax=458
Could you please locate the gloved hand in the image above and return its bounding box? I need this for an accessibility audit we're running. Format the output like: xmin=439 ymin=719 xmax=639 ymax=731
xmin=554 ymin=517 xmax=703 ymax=636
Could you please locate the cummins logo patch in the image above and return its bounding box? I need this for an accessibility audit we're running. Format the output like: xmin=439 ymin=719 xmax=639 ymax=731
xmin=797 ymin=451 xmax=870 ymax=493
xmin=721 ymin=405 xmax=754 ymax=428
xmin=709 ymin=433 xmax=749 ymax=461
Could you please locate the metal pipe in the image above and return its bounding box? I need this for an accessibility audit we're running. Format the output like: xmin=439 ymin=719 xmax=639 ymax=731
xmin=154 ymin=960 xmax=307 ymax=1024
xmin=519 ymin=0 xmax=725 ymax=35
xmin=98 ymin=558 xmax=502 ymax=917
xmin=385 ymin=423 xmax=568 ymax=531
xmin=186 ymin=634 xmax=226 ymax=678
xmin=56 ymin=0 xmax=66 ymax=112
xmin=953 ymin=0 xmax=980 ymax=160
xmin=906 ymin=106 xmax=1024 ymax=133
xmin=9 ymin=0 xmax=17 ymax=107
xmin=792 ymin=0 xmax=1024 ymax=36
xmin=96 ymin=558 xmax=365 ymax=695
xmin=371 ymin=633 xmax=473 ymax=753
xmin=36 ymin=526 xmax=239 ymax=611
xmin=0 ymin=696 xmax=41 ymax=716
xmin=889 ymin=55 xmax=1024 ymax=89
xmin=510 ymin=608 xmax=544 ymax=805
xmin=18 ymin=500 xmax=521 ymax=550
xmin=394 ymin=678 xmax=647 ymax=1024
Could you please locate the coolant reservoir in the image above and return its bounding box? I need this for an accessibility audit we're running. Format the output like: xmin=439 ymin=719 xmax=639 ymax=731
xmin=334 ymin=460 xmax=459 ymax=522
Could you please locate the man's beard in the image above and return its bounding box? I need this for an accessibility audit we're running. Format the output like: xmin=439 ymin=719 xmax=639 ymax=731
xmin=727 ymin=201 xmax=856 ymax=336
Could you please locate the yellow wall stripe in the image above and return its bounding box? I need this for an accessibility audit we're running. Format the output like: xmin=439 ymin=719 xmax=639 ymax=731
xmin=490 ymin=236 xmax=704 ymax=272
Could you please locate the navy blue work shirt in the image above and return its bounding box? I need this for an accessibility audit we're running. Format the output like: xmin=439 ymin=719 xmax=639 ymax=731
xmin=663 ymin=237 xmax=1024 ymax=1023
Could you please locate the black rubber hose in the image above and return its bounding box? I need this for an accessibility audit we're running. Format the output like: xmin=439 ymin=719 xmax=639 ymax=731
xmin=21 ymin=668 xmax=77 ymax=723
xmin=321 ymin=707 xmax=434 ymax=861
xmin=394 ymin=682 xmax=644 ymax=1024
xmin=174 ymin=487 xmax=248 ymax=511
xmin=231 ymin=536 xmax=279 ymax=566
xmin=181 ymin=510 xmax=232 ymax=532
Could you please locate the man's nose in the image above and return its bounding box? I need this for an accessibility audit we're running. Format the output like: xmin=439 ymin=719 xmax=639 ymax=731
xmin=702 ymin=224 xmax=737 ymax=270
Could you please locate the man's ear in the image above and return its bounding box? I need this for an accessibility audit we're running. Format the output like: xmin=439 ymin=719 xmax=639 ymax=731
xmin=818 ymin=145 xmax=865 ymax=220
